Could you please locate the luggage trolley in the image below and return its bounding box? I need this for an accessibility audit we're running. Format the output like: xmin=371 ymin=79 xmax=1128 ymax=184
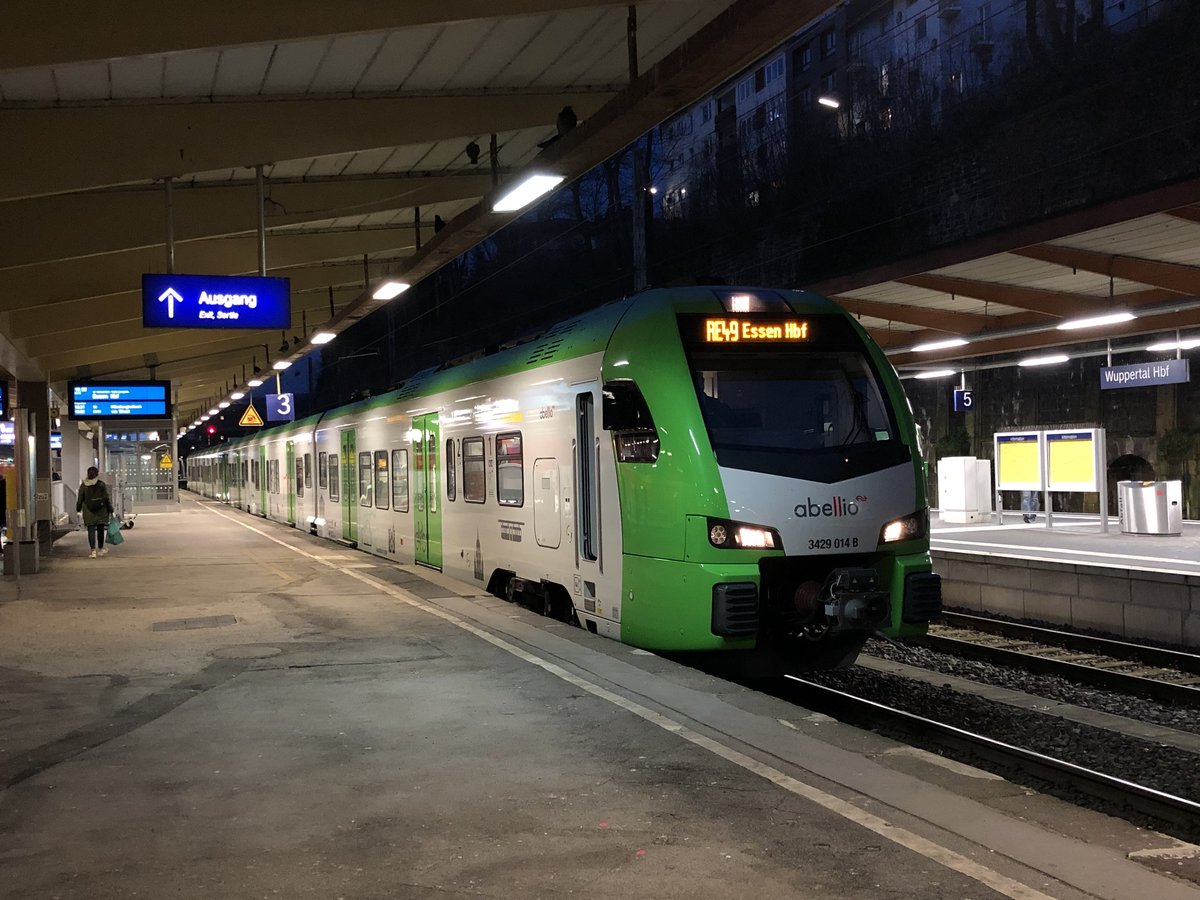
xmin=103 ymin=471 xmax=137 ymax=529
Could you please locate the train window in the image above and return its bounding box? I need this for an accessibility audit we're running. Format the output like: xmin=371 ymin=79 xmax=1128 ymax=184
xmin=374 ymin=450 xmax=390 ymax=510
xmin=270 ymin=459 xmax=279 ymax=494
xmin=304 ymin=454 xmax=312 ymax=490
xmin=318 ymin=452 xmax=328 ymax=488
xmin=358 ymin=452 xmax=373 ymax=507
xmin=463 ymin=437 xmax=485 ymax=503
xmin=328 ymin=455 xmax=339 ymax=501
xmin=252 ymin=459 xmax=258 ymax=488
xmin=496 ymin=432 xmax=523 ymax=507
xmin=602 ymin=380 xmax=660 ymax=463
xmin=445 ymin=439 xmax=456 ymax=501
xmin=295 ymin=456 xmax=304 ymax=498
xmin=392 ymin=449 xmax=409 ymax=512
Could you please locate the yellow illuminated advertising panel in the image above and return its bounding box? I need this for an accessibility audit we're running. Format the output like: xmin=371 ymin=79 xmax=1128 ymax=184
xmin=1046 ymin=429 xmax=1100 ymax=492
xmin=994 ymin=432 xmax=1043 ymax=490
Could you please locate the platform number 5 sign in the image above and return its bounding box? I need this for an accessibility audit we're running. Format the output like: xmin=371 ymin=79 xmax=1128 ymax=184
xmin=952 ymin=388 xmax=973 ymax=412
xmin=266 ymin=393 xmax=295 ymax=422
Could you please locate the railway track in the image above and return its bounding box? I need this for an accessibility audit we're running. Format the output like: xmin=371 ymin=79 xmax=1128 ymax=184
xmin=911 ymin=611 xmax=1200 ymax=706
xmin=783 ymin=675 xmax=1200 ymax=830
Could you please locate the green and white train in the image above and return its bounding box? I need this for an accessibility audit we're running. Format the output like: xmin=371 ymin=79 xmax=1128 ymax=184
xmin=188 ymin=286 xmax=940 ymax=668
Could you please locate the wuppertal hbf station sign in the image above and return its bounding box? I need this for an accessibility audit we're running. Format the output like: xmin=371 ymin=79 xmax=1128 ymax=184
xmin=142 ymin=273 xmax=291 ymax=329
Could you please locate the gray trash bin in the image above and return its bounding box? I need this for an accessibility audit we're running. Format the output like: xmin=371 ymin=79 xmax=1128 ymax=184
xmin=1117 ymin=480 xmax=1182 ymax=535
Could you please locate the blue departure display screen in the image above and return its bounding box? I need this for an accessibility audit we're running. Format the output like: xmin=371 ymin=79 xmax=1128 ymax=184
xmin=142 ymin=273 xmax=291 ymax=329
xmin=68 ymin=381 xmax=172 ymax=420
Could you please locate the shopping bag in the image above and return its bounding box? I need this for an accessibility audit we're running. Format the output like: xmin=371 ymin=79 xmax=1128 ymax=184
xmin=106 ymin=518 xmax=125 ymax=546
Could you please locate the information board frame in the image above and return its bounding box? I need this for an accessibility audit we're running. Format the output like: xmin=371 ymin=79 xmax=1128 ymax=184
xmin=1045 ymin=428 xmax=1104 ymax=492
xmin=993 ymin=431 xmax=1044 ymax=491
xmin=67 ymin=380 xmax=173 ymax=421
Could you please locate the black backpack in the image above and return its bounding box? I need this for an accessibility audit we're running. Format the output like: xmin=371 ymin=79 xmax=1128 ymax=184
xmin=84 ymin=484 xmax=106 ymax=512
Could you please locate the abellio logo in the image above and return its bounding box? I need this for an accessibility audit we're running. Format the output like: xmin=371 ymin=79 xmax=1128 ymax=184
xmin=794 ymin=495 xmax=867 ymax=518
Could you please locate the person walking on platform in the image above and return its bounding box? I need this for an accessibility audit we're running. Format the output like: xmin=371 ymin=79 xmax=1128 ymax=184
xmin=76 ymin=466 xmax=113 ymax=558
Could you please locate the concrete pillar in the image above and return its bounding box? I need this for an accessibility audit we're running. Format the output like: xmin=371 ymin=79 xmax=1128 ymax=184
xmin=16 ymin=381 xmax=51 ymax=550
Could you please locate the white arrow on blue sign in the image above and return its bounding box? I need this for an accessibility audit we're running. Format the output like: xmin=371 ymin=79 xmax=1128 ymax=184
xmin=158 ymin=287 xmax=184 ymax=319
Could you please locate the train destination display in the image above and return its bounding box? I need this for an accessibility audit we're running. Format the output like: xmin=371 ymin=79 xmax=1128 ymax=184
xmin=701 ymin=318 xmax=811 ymax=343
xmin=69 ymin=381 xmax=171 ymax=420
xmin=142 ymin=273 xmax=291 ymax=329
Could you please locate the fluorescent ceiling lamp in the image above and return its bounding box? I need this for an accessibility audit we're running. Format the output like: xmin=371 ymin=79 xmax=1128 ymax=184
xmin=914 ymin=369 xmax=957 ymax=379
xmin=817 ymin=96 xmax=840 ymax=109
xmin=218 ymin=401 xmax=230 ymax=409
xmin=230 ymin=391 xmax=245 ymax=400
xmin=207 ymin=408 xmax=219 ymax=415
xmin=273 ymin=360 xmax=292 ymax=370
xmin=200 ymin=415 xmax=210 ymax=421
xmin=311 ymin=331 xmax=337 ymax=345
xmin=1018 ymin=354 xmax=1070 ymax=367
xmin=1146 ymin=337 xmax=1200 ymax=352
xmin=912 ymin=337 xmax=969 ymax=352
xmin=493 ymin=174 xmax=565 ymax=212
xmin=1056 ymin=311 xmax=1135 ymax=330
xmin=372 ymin=281 xmax=411 ymax=301
xmin=247 ymin=377 xmax=264 ymax=387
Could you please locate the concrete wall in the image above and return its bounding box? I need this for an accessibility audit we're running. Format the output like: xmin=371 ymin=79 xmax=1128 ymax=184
xmin=934 ymin=550 xmax=1200 ymax=648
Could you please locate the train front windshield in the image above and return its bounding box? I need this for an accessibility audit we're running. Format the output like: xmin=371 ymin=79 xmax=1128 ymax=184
xmin=683 ymin=323 xmax=910 ymax=481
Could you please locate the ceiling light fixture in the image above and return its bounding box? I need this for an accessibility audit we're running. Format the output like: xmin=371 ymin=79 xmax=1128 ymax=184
xmin=311 ymin=331 xmax=337 ymax=345
xmin=230 ymin=391 xmax=245 ymax=400
xmin=913 ymin=369 xmax=958 ymax=379
xmin=218 ymin=401 xmax=230 ymax=409
xmin=912 ymin=337 xmax=969 ymax=352
xmin=273 ymin=360 xmax=292 ymax=370
xmin=208 ymin=408 xmax=219 ymax=415
xmin=1056 ymin=311 xmax=1135 ymax=331
xmin=493 ymin=174 xmax=565 ymax=212
xmin=372 ymin=280 xmax=411 ymax=301
xmin=817 ymin=96 xmax=840 ymax=109
xmin=247 ymin=377 xmax=264 ymax=387
xmin=1146 ymin=337 xmax=1200 ymax=352
xmin=1018 ymin=354 xmax=1070 ymax=367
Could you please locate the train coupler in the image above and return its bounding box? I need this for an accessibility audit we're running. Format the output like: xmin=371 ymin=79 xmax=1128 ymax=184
xmin=822 ymin=567 xmax=890 ymax=631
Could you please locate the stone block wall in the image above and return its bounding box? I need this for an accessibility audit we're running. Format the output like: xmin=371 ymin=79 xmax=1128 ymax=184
xmin=934 ymin=550 xmax=1200 ymax=648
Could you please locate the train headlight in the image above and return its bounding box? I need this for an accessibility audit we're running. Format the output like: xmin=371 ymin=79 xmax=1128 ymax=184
xmin=880 ymin=510 xmax=927 ymax=544
xmin=707 ymin=518 xmax=782 ymax=551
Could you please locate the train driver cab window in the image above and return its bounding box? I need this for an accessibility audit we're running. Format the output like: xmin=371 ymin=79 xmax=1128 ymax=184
xmin=318 ymin=451 xmax=328 ymax=488
xmin=374 ymin=450 xmax=390 ymax=510
xmin=328 ymin=454 xmax=339 ymax=501
xmin=392 ymin=449 xmax=409 ymax=512
xmin=496 ymin=432 xmax=523 ymax=506
xmin=358 ymin=452 xmax=374 ymax=507
xmin=463 ymin=437 xmax=485 ymax=503
xmin=445 ymin=439 xmax=456 ymax=501
xmin=602 ymin=380 xmax=660 ymax=463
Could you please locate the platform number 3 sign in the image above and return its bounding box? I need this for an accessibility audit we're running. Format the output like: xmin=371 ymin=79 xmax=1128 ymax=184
xmin=267 ymin=393 xmax=295 ymax=422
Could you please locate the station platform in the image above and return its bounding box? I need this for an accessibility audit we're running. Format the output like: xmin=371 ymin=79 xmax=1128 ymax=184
xmin=931 ymin=512 xmax=1200 ymax=647
xmin=2 ymin=498 xmax=1199 ymax=899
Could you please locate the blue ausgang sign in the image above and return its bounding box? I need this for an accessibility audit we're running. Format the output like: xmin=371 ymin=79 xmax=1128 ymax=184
xmin=142 ymin=273 xmax=291 ymax=329
xmin=1099 ymin=358 xmax=1190 ymax=390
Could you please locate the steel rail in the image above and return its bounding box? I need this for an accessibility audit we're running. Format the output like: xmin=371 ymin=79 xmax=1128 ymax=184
xmin=939 ymin=611 xmax=1200 ymax=676
xmin=783 ymin=675 xmax=1200 ymax=830
xmin=909 ymin=632 xmax=1200 ymax=706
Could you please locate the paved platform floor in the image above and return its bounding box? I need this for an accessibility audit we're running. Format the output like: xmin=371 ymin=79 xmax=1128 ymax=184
xmin=2 ymin=498 xmax=1199 ymax=899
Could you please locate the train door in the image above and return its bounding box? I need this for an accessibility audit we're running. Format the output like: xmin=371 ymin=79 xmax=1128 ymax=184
xmin=285 ymin=441 xmax=296 ymax=525
xmin=574 ymin=390 xmax=602 ymax=612
xmin=258 ymin=446 xmax=267 ymax=515
xmin=231 ymin=448 xmax=241 ymax=508
xmin=413 ymin=413 xmax=442 ymax=569
xmin=340 ymin=429 xmax=357 ymax=543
